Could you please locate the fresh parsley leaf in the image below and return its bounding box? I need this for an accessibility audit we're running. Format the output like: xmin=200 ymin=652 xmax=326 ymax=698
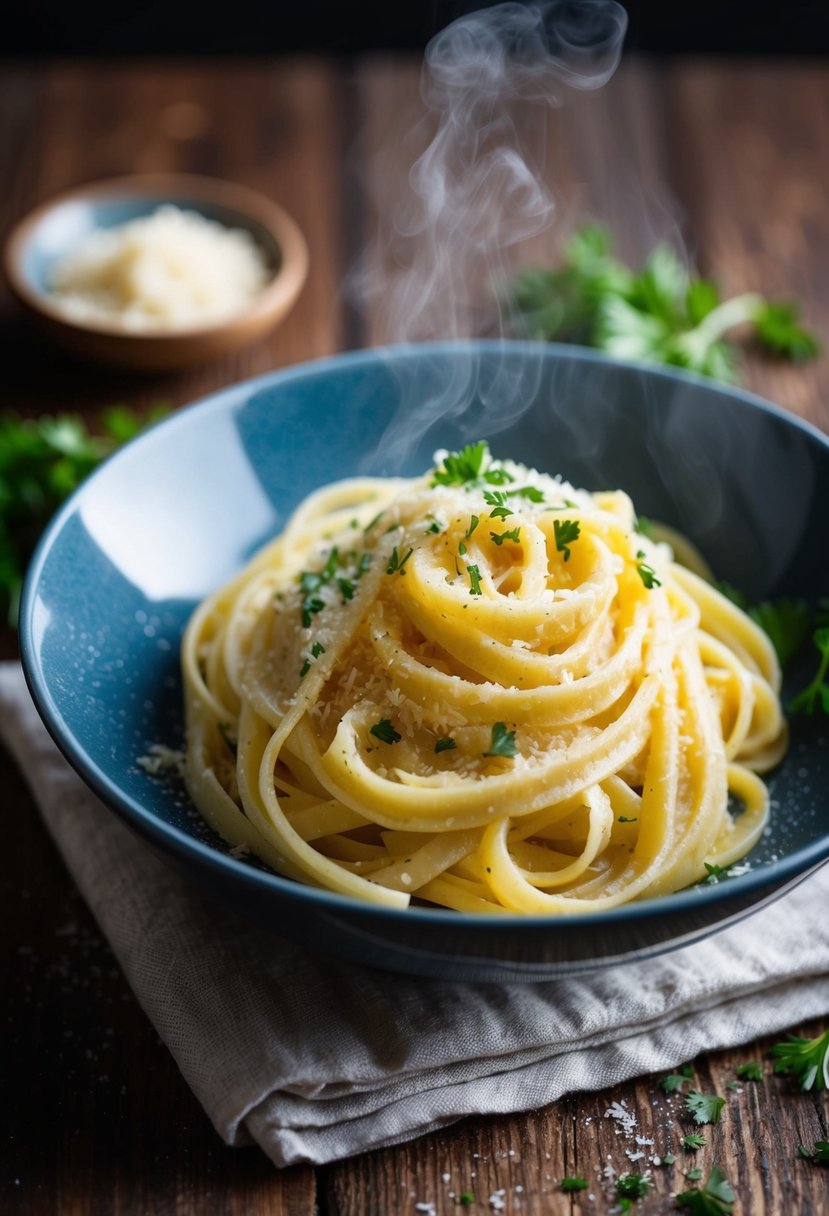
xmin=560 ymin=1177 xmax=589 ymax=1193
xmin=490 ymin=526 xmax=521 ymax=546
xmin=483 ymin=466 xmax=514 ymax=486
xmin=789 ymin=626 xmax=829 ymax=716
xmin=425 ymin=516 xmax=444 ymax=535
xmin=799 ymin=1141 xmax=829 ymax=1164
xmin=769 ymin=1026 xmax=829 ymax=1090
xmin=484 ymin=722 xmax=518 ymax=759
xmin=684 ymin=1091 xmax=726 ymax=1125
xmin=458 ymin=1192 xmax=476 ymax=1206
xmin=301 ymin=594 xmax=325 ymax=629
xmin=682 ymin=1134 xmax=707 ymax=1150
xmin=435 ymin=736 xmax=457 ymax=754
xmin=735 ymin=1060 xmax=764 ymax=1082
xmin=465 ymin=514 xmax=480 ymax=539
xmin=659 ymin=1064 xmax=695 ymax=1094
xmin=554 ymin=518 xmax=580 ymax=561
xmin=684 ymin=1169 xmax=704 ymax=1183
xmin=369 ymin=719 xmax=402 ymax=745
xmin=703 ymin=862 xmax=726 ymax=883
xmin=662 ymin=1154 xmax=677 ymax=1166
xmin=338 ymin=577 xmax=356 ymax=601
xmin=675 ymin=1167 xmax=736 ymax=1214
xmin=509 ymin=484 xmax=545 ymax=503
xmin=468 ymin=564 xmax=483 ymax=596
xmin=432 ymin=441 xmax=489 ymax=487
xmin=617 ymin=815 xmax=638 ymax=823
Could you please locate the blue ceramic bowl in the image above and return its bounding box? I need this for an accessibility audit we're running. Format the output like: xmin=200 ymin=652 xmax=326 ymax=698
xmin=19 ymin=342 xmax=829 ymax=980
xmin=4 ymin=174 xmax=308 ymax=371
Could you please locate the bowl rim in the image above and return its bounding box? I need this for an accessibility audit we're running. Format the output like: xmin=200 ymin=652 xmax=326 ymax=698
xmin=18 ymin=340 xmax=829 ymax=929
xmin=3 ymin=172 xmax=309 ymax=341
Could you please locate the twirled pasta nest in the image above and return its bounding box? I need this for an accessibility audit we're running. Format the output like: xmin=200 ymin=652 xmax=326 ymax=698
xmin=182 ymin=443 xmax=785 ymax=914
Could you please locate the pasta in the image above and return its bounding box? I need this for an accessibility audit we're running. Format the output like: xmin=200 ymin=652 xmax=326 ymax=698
xmin=181 ymin=442 xmax=786 ymax=914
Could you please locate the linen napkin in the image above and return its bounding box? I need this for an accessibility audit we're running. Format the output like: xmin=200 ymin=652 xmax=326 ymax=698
xmin=3 ymin=660 xmax=828 ymax=1169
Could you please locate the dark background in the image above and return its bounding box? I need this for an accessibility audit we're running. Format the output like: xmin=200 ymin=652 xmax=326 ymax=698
xmin=7 ymin=0 xmax=829 ymax=56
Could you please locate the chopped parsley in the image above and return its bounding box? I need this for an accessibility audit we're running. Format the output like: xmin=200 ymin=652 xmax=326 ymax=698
xmin=703 ymin=862 xmax=726 ymax=883
xmin=299 ymin=641 xmax=326 ymax=678
xmin=684 ymin=1169 xmax=704 ymax=1183
xmin=468 ymin=564 xmax=483 ymax=596
xmin=338 ymin=577 xmax=356 ymax=601
xmin=554 ymin=518 xmax=580 ymax=560
xmin=483 ymin=489 xmax=513 ymax=520
xmin=425 ymin=516 xmax=444 ymax=535
xmin=662 ymin=1154 xmax=677 ymax=1166
xmin=369 ymin=719 xmax=402 ymax=745
xmin=675 ymin=1167 xmax=736 ymax=1214
xmin=363 ymin=510 xmax=384 ymax=533
xmin=617 ymin=815 xmax=638 ymax=824
xmin=799 ymin=1141 xmax=829 ymax=1164
xmin=490 ymin=526 xmax=521 ymax=546
xmin=435 ymin=736 xmax=457 ymax=754
xmin=458 ymin=542 xmax=467 ymax=556
xmin=684 ymin=1091 xmax=726 ymax=1125
xmin=560 ymin=1176 xmax=589 ymax=1193
xmin=635 ymin=550 xmax=661 ymax=589
xmin=734 ymin=1060 xmax=763 ymax=1082
xmin=386 ymin=545 xmax=414 ymax=575
xmin=465 ymin=514 xmax=480 ymax=539
xmin=682 ymin=1134 xmax=707 ymax=1151
xmin=484 ymin=722 xmax=518 ymax=759
xmin=769 ymin=1026 xmax=829 ymax=1090
xmin=483 ymin=465 xmax=514 ymax=486
xmin=458 ymin=1192 xmax=476 ymax=1206
xmin=301 ymin=592 xmax=325 ymax=629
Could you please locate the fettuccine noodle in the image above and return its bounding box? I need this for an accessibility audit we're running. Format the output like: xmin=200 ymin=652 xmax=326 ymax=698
xmin=182 ymin=443 xmax=786 ymax=914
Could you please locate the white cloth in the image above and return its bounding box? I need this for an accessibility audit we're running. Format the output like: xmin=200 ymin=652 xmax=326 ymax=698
xmin=2 ymin=661 xmax=827 ymax=1168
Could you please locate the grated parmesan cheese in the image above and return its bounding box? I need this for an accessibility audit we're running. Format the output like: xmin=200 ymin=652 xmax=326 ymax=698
xmin=49 ymin=204 xmax=271 ymax=331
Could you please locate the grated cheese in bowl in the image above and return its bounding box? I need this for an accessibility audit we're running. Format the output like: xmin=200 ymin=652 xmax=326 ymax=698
xmin=48 ymin=204 xmax=272 ymax=332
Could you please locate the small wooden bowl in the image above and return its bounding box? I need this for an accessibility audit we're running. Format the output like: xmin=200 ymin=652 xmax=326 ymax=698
xmin=3 ymin=174 xmax=309 ymax=373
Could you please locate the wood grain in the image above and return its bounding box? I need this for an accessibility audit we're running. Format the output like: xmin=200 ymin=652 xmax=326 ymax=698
xmin=1 ymin=57 xmax=828 ymax=1216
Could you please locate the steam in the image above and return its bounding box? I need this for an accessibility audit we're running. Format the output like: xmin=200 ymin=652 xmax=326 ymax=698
xmin=353 ymin=0 xmax=627 ymax=470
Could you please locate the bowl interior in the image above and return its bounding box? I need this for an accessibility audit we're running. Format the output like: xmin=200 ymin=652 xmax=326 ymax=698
xmin=17 ymin=189 xmax=280 ymax=302
xmin=20 ymin=342 xmax=829 ymax=959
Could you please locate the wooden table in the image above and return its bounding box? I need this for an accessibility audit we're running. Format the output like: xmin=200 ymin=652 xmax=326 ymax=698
xmin=2 ymin=57 xmax=828 ymax=1215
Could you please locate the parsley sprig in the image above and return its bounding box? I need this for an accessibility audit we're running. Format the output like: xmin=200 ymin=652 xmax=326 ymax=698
xmin=560 ymin=1177 xmax=589 ymax=1193
xmin=0 ymin=406 xmax=164 ymax=626
xmin=770 ymin=1026 xmax=829 ymax=1091
xmin=684 ymin=1091 xmax=726 ymax=1125
xmin=789 ymin=626 xmax=829 ymax=716
xmin=675 ymin=1167 xmax=736 ymax=1214
xmin=431 ymin=441 xmax=514 ymax=490
xmin=509 ymin=224 xmax=819 ymax=384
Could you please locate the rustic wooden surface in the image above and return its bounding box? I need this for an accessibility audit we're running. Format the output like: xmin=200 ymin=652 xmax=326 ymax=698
xmin=1 ymin=58 xmax=828 ymax=1215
